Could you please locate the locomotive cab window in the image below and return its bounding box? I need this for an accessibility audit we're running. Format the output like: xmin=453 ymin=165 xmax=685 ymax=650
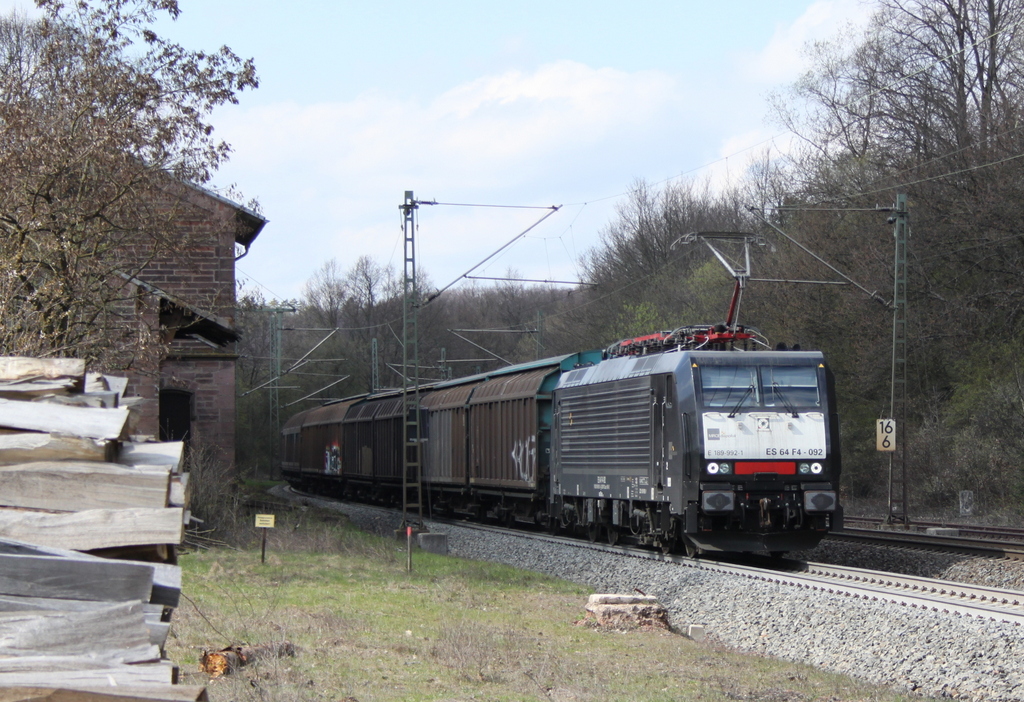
xmin=699 ymin=365 xmax=821 ymax=409
xmin=763 ymin=366 xmax=820 ymax=408
xmin=700 ymin=366 xmax=760 ymax=408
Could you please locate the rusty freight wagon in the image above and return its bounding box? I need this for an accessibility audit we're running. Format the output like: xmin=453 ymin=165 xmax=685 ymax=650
xmin=281 ymin=353 xmax=603 ymax=522
xmin=420 ymin=352 xmax=601 ymax=523
xmin=280 ymin=398 xmax=361 ymax=495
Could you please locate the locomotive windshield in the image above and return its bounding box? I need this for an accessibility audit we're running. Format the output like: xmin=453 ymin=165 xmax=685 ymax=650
xmin=699 ymin=365 xmax=820 ymax=409
xmin=763 ymin=366 xmax=820 ymax=407
xmin=700 ymin=366 xmax=760 ymax=409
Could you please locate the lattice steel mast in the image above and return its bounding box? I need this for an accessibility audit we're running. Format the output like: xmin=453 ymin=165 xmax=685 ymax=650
xmin=400 ymin=191 xmax=423 ymax=529
xmin=887 ymin=194 xmax=909 ymax=524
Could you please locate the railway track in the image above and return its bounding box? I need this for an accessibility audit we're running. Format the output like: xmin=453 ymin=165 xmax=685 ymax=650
xmin=452 ymin=520 xmax=1024 ymax=626
xmin=280 ymin=486 xmax=1024 ymax=626
xmin=834 ymin=522 xmax=1024 ymax=561
xmin=843 ymin=515 xmax=1024 ymax=542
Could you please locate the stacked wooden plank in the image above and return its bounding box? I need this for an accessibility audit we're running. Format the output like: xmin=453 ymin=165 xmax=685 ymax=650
xmin=0 ymin=357 xmax=206 ymax=700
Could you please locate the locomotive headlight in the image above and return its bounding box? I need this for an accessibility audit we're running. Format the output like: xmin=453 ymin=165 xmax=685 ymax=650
xmin=707 ymin=462 xmax=720 ymax=474
xmin=719 ymin=462 xmax=731 ymax=475
xmin=810 ymin=462 xmax=824 ymax=474
xmin=798 ymin=462 xmax=811 ymax=474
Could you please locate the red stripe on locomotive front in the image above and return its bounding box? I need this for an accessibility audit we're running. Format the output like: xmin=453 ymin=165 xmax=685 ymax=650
xmin=735 ymin=461 xmax=797 ymax=475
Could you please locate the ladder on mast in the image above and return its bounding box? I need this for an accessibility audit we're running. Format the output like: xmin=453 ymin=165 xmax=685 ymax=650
xmin=400 ymin=191 xmax=423 ymax=530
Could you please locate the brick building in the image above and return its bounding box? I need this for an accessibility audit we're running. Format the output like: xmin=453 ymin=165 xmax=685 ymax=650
xmin=122 ymin=184 xmax=267 ymax=470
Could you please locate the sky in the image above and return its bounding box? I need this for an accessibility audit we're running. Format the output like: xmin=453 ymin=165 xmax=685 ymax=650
xmin=4 ymin=0 xmax=875 ymax=302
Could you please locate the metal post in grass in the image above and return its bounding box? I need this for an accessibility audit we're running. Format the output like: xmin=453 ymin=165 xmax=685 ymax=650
xmin=406 ymin=525 xmax=413 ymax=573
xmin=256 ymin=514 xmax=275 ymax=564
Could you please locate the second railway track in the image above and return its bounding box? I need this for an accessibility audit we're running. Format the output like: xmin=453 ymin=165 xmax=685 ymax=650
xmin=831 ymin=525 xmax=1024 ymax=561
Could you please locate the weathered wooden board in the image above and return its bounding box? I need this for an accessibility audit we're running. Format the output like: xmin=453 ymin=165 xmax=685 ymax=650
xmin=0 ymin=399 xmax=129 ymax=441
xmin=147 ymin=620 xmax=171 ymax=647
xmin=0 ymin=507 xmax=184 ymax=551
xmin=42 ymin=392 xmax=120 ymax=409
xmin=0 ymin=358 xmax=85 ymax=383
xmin=84 ymin=372 xmax=128 ymax=399
xmin=0 ymin=461 xmax=169 ymax=512
xmin=0 ymin=434 xmax=112 ymax=465
xmin=0 ymin=538 xmax=180 ymax=607
xmin=0 ymin=553 xmax=153 ymax=602
xmin=0 ymin=598 xmax=171 ymax=647
xmin=146 ymin=562 xmax=180 ymax=607
xmin=0 ymin=595 xmax=111 ymax=613
xmin=0 ymin=601 xmax=157 ymax=662
xmin=0 ymin=461 xmax=170 ymax=512
xmin=169 ymin=476 xmax=187 ymax=507
xmin=119 ymin=441 xmax=184 ymax=473
xmin=0 ymin=379 xmax=78 ymax=399
xmin=104 ymin=375 xmax=129 ymax=400
xmin=0 ymin=663 xmax=177 ymax=686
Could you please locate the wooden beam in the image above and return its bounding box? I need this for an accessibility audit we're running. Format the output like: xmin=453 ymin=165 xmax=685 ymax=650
xmin=0 ymin=358 xmax=85 ymax=383
xmin=42 ymin=392 xmax=121 ymax=409
xmin=0 ymin=595 xmax=111 ymax=613
xmin=0 ymin=379 xmax=79 ymax=399
xmin=146 ymin=620 xmax=170 ymax=647
xmin=0 ymin=462 xmax=170 ymax=512
xmin=0 ymin=507 xmax=184 ymax=551
xmin=0 ymin=399 xmax=129 ymax=441
xmin=0 ymin=601 xmax=157 ymax=662
xmin=0 ymin=434 xmax=112 ymax=465
xmin=0 ymin=553 xmax=153 ymax=602
xmin=0 ymin=540 xmax=181 ymax=607
xmin=0 ymin=663 xmax=177 ymax=687
xmin=119 ymin=442 xmax=184 ymax=473
xmin=0 ymin=597 xmax=172 ymax=647
xmin=85 ymin=373 xmax=129 ymax=401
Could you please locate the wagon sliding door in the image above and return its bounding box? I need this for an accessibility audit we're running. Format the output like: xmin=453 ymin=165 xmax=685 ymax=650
xmin=422 ymin=383 xmax=479 ymax=487
xmin=468 ymin=368 xmax=552 ymax=490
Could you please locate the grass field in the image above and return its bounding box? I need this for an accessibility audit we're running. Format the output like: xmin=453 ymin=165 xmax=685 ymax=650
xmin=168 ymin=505 xmax=935 ymax=701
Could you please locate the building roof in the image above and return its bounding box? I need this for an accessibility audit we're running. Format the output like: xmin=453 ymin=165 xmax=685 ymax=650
xmin=119 ymin=272 xmax=241 ymax=346
xmin=184 ymin=181 xmax=268 ymax=253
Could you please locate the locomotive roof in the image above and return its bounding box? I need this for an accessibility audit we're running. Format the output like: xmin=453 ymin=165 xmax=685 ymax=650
xmin=556 ymin=349 xmax=826 ymax=390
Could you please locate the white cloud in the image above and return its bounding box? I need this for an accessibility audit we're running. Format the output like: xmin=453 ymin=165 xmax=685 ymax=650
xmin=739 ymin=0 xmax=874 ymax=83
xmin=220 ymin=61 xmax=686 ymax=299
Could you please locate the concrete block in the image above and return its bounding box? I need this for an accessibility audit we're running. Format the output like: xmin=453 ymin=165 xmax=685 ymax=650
xmin=686 ymin=624 xmax=706 ymax=641
xmin=417 ymin=532 xmax=448 ymax=555
xmin=585 ymin=594 xmax=669 ymax=630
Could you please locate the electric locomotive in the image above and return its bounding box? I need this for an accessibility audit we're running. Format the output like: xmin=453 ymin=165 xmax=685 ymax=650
xmin=281 ymin=327 xmax=842 ymax=555
xmin=549 ymin=327 xmax=841 ymax=555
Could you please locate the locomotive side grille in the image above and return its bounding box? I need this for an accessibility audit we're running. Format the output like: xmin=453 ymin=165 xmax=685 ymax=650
xmin=558 ymin=378 xmax=653 ymax=470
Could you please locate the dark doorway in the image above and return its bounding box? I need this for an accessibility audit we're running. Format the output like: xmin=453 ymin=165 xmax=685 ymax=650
xmin=159 ymin=389 xmax=193 ymax=443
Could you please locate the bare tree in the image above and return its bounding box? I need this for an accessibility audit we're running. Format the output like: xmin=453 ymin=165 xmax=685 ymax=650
xmin=303 ymin=259 xmax=349 ymax=328
xmin=0 ymin=1 xmax=257 ymax=368
xmin=764 ymin=0 xmax=1024 ymax=512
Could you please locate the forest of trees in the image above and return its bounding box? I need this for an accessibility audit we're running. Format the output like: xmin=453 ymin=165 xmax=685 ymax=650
xmin=237 ymin=0 xmax=1024 ymax=518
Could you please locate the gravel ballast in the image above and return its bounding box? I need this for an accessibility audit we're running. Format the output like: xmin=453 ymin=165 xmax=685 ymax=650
xmin=291 ymin=494 xmax=1024 ymax=701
